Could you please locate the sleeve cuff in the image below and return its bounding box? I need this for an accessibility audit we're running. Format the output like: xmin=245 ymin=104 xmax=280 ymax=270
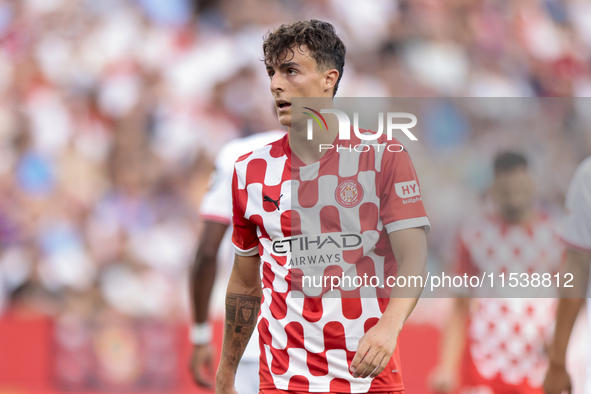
xmin=233 ymin=243 xmax=259 ymax=256
xmin=385 ymin=217 xmax=431 ymax=234
xmin=561 ymin=237 xmax=591 ymax=254
xmin=200 ymin=213 xmax=231 ymax=226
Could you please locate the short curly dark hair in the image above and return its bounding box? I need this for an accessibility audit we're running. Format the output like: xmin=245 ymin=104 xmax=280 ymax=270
xmin=494 ymin=151 xmax=528 ymax=174
xmin=263 ymin=20 xmax=346 ymax=96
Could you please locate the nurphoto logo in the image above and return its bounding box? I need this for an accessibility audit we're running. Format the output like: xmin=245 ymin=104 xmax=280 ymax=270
xmin=303 ymin=109 xmax=418 ymax=141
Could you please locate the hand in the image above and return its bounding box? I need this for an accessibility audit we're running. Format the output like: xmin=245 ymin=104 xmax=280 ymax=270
xmin=190 ymin=344 xmax=215 ymax=389
xmin=429 ymin=364 xmax=458 ymax=393
xmin=350 ymin=319 xmax=398 ymax=379
xmin=543 ymin=363 xmax=571 ymax=394
xmin=215 ymin=369 xmax=238 ymax=394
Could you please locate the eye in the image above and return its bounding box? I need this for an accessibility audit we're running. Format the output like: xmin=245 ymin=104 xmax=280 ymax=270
xmin=267 ymin=70 xmax=275 ymax=78
xmin=288 ymin=69 xmax=297 ymax=75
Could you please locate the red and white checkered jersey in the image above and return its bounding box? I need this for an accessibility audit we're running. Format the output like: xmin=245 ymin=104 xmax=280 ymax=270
xmin=232 ymin=132 xmax=430 ymax=392
xmin=199 ymin=130 xmax=285 ymax=361
xmin=454 ymin=213 xmax=562 ymax=391
xmin=562 ymin=156 xmax=591 ymax=254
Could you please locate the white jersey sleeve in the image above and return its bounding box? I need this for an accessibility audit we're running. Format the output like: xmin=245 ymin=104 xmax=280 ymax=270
xmin=199 ymin=143 xmax=235 ymax=224
xmin=563 ymin=156 xmax=591 ymax=253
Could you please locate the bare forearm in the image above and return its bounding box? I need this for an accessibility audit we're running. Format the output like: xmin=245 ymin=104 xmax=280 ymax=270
xmin=548 ymin=297 xmax=584 ymax=366
xmin=384 ymin=228 xmax=428 ymax=331
xmin=380 ymin=296 xmax=420 ymax=334
xmin=549 ymin=249 xmax=591 ymax=365
xmin=219 ymin=292 xmax=261 ymax=373
xmin=217 ymin=254 xmax=262 ymax=383
xmin=382 ymin=265 xmax=426 ymax=331
xmin=437 ymin=298 xmax=469 ymax=371
xmin=191 ymin=255 xmax=217 ymax=323
xmin=190 ymin=221 xmax=228 ymax=323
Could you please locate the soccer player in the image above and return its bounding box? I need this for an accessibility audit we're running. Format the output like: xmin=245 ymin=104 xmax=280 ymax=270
xmin=432 ymin=152 xmax=561 ymax=393
xmin=190 ymin=130 xmax=285 ymax=392
xmin=543 ymin=156 xmax=591 ymax=394
xmin=430 ymin=152 xmax=563 ymax=394
xmin=215 ymin=20 xmax=430 ymax=393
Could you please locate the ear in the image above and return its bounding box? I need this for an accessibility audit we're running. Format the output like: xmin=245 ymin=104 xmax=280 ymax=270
xmin=323 ymin=69 xmax=339 ymax=95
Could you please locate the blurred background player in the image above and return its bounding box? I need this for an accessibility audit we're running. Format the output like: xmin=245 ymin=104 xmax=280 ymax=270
xmin=190 ymin=129 xmax=285 ymax=392
xmin=430 ymin=152 xmax=563 ymax=394
xmin=544 ymin=156 xmax=591 ymax=394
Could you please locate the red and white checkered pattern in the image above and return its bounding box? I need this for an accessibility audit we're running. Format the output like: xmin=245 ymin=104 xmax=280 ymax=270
xmin=455 ymin=214 xmax=562 ymax=390
xmin=232 ymin=133 xmax=429 ymax=393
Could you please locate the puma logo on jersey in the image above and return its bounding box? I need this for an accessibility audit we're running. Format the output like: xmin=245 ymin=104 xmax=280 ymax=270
xmin=263 ymin=194 xmax=282 ymax=210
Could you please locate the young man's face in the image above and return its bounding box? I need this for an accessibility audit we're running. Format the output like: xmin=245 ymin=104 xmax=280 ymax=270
xmin=492 ymin=167 xmax=535 ymax=222
xmin=266 ymin=45 xmax=335 ymax=128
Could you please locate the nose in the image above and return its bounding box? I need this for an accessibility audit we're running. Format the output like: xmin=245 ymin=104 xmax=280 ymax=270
xmin=270 ymin=72 xmax=284 ymax=94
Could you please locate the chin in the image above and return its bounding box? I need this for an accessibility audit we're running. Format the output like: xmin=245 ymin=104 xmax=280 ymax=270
xmin=278 ymin=115 xmax=291 ymax=128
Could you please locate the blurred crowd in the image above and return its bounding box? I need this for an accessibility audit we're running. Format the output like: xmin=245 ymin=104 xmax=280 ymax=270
xmin=0 ymin=0 xmax=590 ymax=329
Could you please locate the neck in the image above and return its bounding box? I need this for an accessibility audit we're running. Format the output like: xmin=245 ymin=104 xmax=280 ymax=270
xmin=287 ymin=98 xmax=339 ymax=165
xmin=501 ymin=208 xmax=534 ymax=225
xmin=288 ymin=122 xmax=338 ymax=165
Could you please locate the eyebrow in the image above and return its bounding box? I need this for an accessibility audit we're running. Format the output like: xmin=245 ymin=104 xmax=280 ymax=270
xmin=266 ymin=61 xmax=301 ymax=71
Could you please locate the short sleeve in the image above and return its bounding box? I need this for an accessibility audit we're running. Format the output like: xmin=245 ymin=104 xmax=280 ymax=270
xmin=199 ymin=145 xmax=233 ymax=225
xmin=379 ymin=143 xmax=431 ymax=233
xmin=231 ymin=166 xmax=259 ymax=256
xmin=562 ymin=158 xmax=591 ymax=253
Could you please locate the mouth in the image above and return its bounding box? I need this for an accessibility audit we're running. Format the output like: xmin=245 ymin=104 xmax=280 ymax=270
xmin=276 ymin=100 xmax=291 ymax=111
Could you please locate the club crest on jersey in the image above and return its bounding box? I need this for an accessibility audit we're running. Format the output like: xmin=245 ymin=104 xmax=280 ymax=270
xmin=335 ymin=180 xmax=364 ymax=208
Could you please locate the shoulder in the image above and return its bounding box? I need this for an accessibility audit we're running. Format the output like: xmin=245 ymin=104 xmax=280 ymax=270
xmin=572 ymin=156 xmax=591 ymax=186
xmin=236 ymin=134 xmax=286 ymax=162
xmin=565 ymin=156 xmax=591 ymax=205
xmin=219 ymin=130 xmax=286 ymax=164
xmin=243 ymin=130 xmax=286 ymax=147
xmin=234 ymin=134 xmax=288 ymax=178
xmin=457 ymin=214 xmax=497 ymax=242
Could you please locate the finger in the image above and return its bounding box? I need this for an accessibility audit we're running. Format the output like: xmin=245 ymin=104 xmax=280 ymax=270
xmin=431 ymin=378 xmax=452 ymax=394
xmin=359 ymin=350 xmax=381 ymax=379
xmin=369 ymin=353 xmax=388 ymax=378
xmin=429 ymin=372 xmax=444 ymax=392
xmin=206 ymin=353 xmax=215 ymax=381
xmin=194 ymin=374 xmax=214 ymax=389
xmin=350 ymin=338 xmax=371 ymax=374
xmin=193 ymin=361 xmax=214 ymax=389
xmin=355 ymin=348 xmax=379 ymax=378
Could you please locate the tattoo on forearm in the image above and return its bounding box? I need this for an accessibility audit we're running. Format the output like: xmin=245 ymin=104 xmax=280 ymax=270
xmin=222 ymin=293 xmax=261 ymax=369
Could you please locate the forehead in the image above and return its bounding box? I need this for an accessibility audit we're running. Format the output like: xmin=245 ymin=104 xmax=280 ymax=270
xmin=494 ymin=167 xmax=532 ymax=186
xmin=265 ymin=44 xmax=318 ymax=69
